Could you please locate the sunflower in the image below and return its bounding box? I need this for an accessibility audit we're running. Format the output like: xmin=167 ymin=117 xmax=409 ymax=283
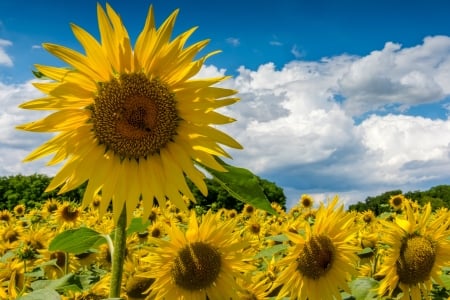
xmin=17 ymin=3 xmax=242 ymax=224
xmin=299 ymin=194 xmax=314 ymax=209
xmin=0 ymin=210 xmax=13 ymax=223
xmin=376 ymin=200 xmax=450 ymax=299
xmin=389 ymin=194 xmax=406 ymax=211
xmin=55 ymin=202 xmax=81 ymax=227
xmin=13 ymin=204 xmax=26 ymax=217
xmin=360 ymin=209 xmax=376 ymax=225
xmin=141 ymin=211 xmax=254 ymax=299
xmin=273 ymin=196 xmax=360 ymax=300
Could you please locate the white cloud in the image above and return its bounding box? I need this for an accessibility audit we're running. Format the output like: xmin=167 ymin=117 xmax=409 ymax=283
xmin=3 ymin=35 xmax=450 ymax=208
xmin=0 ymin=80 xmax=56 ymax=175
xmin=226 ymin=37 xmax=240 ymax=47
xmin=31 ymin=45 xmax=42 ymax=50
xmin=0 ymin=39 xmax=13 ymax=67
xmin=218 ymin=35 xmax=450 ymax=206
xmin=339 ymin=36 xmax=450 ymax=115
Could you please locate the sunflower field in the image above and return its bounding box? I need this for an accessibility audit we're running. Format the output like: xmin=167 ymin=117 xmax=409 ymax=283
xmin=1 ymin=193 xmax=450 ymax=299
xmin=9 ymin=2 xmax=450 ymax=300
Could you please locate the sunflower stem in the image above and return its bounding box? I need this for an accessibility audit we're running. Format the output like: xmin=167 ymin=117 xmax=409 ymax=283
xmin=109 ymin=203 xmax=127 ymax=299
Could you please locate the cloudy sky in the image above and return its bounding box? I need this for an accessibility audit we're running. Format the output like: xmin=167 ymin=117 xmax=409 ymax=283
xmin=1 ymin=0 xmax=450 ymax=208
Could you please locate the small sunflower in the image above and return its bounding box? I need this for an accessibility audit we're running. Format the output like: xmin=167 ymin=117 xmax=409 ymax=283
xmin=17 ymin=3 xmax=242 ymax=224
xmin=142 ymin=211 xmax=254 ymax=299
xmin=299 ymin=194 xmax=314 ymax=209
xmin=41 ymin=198 xmax=61 ymax=217
xmin=376 ymin=201 xmax=450 ymax=299
xmin=13 ymin=204 xmax=26 ymax=217
xmin=273 ymin=197 xmax=360 ymax=300
xmin=389 ymin=194 xmax=406 ymax=211
xmin=361 ymin=209 xmax=376 ymax=225
xmin=0 ymin=210 xmax=13 ymax=223
xmin=55 ymin=202 xmax=81 ymax=227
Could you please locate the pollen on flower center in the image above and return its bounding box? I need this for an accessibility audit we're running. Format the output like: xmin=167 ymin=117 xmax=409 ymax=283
xmin=172 ymin=242 xmax=222 ymax=290
xmin=396 ymin=235 xmax=436 ymax=284
xmin=91 ymin=73 xmax=179 ymax=160
xmin=297 ymin=234 xmax=335 ymax=280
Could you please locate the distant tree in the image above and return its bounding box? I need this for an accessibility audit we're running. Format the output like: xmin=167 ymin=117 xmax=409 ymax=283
xmin=0 ymin=174 xmax=86 ymax=210
xmin=348 ymin=189 xmax=402 ymax=215
xmin=349 ymin=185 xmax=450 ymax=214
xmin=188 ymin=176 xmax=286 ymax=212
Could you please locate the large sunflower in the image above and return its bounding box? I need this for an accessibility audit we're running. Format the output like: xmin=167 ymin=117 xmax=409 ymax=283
xmin=273 ymin=196 xmax=360 ymax=300
xmin=376 ymin=200 xmax=450 ymax=299
xmin=141 ymin=211 xmax=254 ymax=299
xmin=17 ymin=3 xmax=241 ymax=223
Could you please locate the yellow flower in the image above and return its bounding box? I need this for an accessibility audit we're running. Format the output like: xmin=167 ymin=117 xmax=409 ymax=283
xmin=299 ymin=194 xmax=314 ymax=209
xmin=13 ymin=204 xmax=26 ymax=217
xmin=389 ymin=194 xmax=406 ymax=211
xmin=17 ymin=3 xmax=242 ymax=224
xmin=360 ymin=209 xmax=376 ymax=225
xmin=142 ymin=211 xmax=254 ymax=299
xmin=377 ymin=201 xmax=450 ymax=299
xmin=273 ymin=197 xmax=360 ymax=300
xmin=55 ymin=201 xmax=81 ymax=227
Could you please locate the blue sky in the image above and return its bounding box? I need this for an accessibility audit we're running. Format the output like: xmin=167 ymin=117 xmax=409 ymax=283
xmin=2 ymin=0 xmax=450 ymax=208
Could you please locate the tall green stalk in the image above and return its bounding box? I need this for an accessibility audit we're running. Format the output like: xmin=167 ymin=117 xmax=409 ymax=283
xmin=109 ymin=203 xmax=127 ymax=299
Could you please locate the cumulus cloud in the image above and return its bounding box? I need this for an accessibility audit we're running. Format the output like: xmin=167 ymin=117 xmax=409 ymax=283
xmin=0 ymin=80 xmax=57 ymax=175
xmin=0 ymin=39 xmax=13 ymax=67
xmin=339 ymin=36 xmax=450 ymax=115
xmin=217 ymin=35 xmax=450 ymax=207
xmin=3 ymin=35 xmax=450 ymax=208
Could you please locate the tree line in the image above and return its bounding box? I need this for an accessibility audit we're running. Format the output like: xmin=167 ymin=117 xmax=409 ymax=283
xmin=348 ymin=185 xmax=450 ymax=214
xmin=0 ymin=174 xmax=286 ymax=212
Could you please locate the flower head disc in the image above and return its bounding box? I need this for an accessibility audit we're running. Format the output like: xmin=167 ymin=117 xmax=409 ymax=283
xmin=274 ymin=197 xmax=360 ymax=300
xmin=17 ymin=3 xmax=242 ymax=223
xmin=142 ymin=212 xmax=254 ymax=299
xmin=377 ymin=201 xmax=450 ymax=299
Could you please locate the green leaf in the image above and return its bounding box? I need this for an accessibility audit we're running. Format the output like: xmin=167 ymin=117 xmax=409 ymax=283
xmin=127 ymin=217 xmax=150 ymax=235
xmin=203 ymin=158 xmax=277 ymax=215
xmin=49 ymin=227 xmax=105 ymax=254
xmin=254 ymin=243 xmax=288 ymax=259
xmin=17 ymin=288 xmax=61 ymax=300
xmin=265 ymin=234 xmax=289 ymax=242
xmin=441 ymin=272 xmax=450 ymax=289
xmin=349 ymin=277 xmax=379 ymax=300
xmin=30 ymin=273 xmax=74 ymax=291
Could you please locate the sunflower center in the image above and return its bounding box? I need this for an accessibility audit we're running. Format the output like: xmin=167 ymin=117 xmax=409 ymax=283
xmin=91 ymin=73 xmax=179 ymax=160
xmin=396 ymin=235 xmax=436 ymax=284
xmin=172 ymin=242 xmax=222 ymax=290
xmin=297 ymin=234 xmax=335 ymax=280
xmin=392 ymin=197 xmax=402 ymax=206
xmin=363 ymin=213 xmax=374 ymax=224
xmin=301 ymin=197 xmax=313 ymax=208
xmin=60 ymin=205 xmax=79 ymax=222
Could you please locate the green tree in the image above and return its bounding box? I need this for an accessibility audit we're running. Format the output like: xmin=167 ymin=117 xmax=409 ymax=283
xmin=348 ymin=189 xmax=402 ymax=215
xmin=188 ymin=176 xmax=286 ymax=212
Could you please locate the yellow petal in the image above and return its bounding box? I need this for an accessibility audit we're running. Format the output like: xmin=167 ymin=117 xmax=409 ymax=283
xmin=17 ymin=109 xmax=89 ymax=132
xmin=97 ymin=3 xmax=120 ymax=72
xmin=105 ymin=3 xmax=133 ymax=72
xmin=43 ymin=43 xmax=103 ymax=81
xmin=70 ymin=24 xmax=112 ymax=81
xmin=134 ymin=5 xmax=156 ymax=70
